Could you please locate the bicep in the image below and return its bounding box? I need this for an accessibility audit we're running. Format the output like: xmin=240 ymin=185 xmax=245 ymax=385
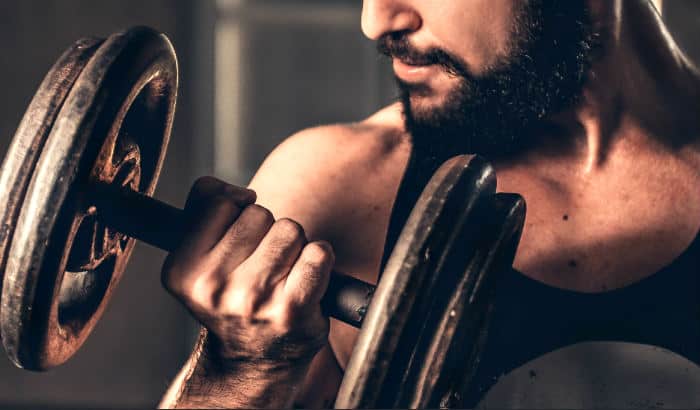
xmin=246 ymin=128 xmax=353 ymax=244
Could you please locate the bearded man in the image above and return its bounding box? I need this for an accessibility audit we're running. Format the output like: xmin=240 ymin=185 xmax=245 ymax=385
xmin=158 ymin=0 xmax=700 ymax=407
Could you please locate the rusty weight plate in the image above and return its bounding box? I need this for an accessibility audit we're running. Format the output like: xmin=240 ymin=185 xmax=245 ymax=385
xmin=336 ymin=155 xmax=497 ymax=408
xmin=0 ymin=37 xmax=102 ymax=297
xmin=1 ymin=27 xmax=178 ymax=370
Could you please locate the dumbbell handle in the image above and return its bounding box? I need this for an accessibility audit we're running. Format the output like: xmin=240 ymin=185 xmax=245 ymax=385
xmin=88 ymin=182 xmax=375 ymax=328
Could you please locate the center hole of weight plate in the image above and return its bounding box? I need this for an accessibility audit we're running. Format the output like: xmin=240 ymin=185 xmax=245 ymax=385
xmin=58 ymin=166 xmax=137 ymax=331
xmin=58 ymin=256 xmax=116 ymax=332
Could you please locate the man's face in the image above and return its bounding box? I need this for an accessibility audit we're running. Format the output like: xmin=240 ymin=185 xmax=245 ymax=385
xmin=362 ymin=0 xmax=599 ymax=158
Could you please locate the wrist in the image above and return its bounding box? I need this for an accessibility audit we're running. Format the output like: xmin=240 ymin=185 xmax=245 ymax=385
xmin=172 ymin=328 xmax=317 ymax=409
xmin=180 ymin=358 xmax=310 ymax=409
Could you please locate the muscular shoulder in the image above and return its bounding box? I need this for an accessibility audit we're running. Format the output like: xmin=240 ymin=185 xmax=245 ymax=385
xmin=248 ymin=104 xmax=409 ymax=243
xmin=251 ymin=105 xmax=405 ymax=189
xmin=248 ymin=103 xmax=410 ymax=286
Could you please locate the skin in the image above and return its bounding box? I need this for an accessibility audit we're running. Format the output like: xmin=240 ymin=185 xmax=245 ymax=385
xmin=160 ymin=0 xmax=700 ymax=408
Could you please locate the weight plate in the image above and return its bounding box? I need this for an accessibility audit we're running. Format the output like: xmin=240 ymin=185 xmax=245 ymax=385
xmin=1 ymin=27 xmax=178 ymax=370
xmin=0 ymin=37 xmax=102 ymax=298
xmin=336 ymin=155 xmax=497 ymax=408
xmin=401 ymin=193 xmax=526 ymax=408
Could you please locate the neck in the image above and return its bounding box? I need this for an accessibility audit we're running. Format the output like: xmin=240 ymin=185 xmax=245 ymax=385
xmin=503 ymin=0 xmax=700 ymax=175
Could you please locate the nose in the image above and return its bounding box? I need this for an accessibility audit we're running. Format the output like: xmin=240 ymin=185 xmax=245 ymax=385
xmin=361 ymin=0 xmax=421 ymax=40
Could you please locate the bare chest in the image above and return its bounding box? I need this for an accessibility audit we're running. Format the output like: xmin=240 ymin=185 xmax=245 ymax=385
xmin=500 ymin=164 xmax=700 ymax=293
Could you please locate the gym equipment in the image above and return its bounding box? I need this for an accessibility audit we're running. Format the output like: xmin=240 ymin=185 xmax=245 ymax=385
xmin=336 ymin=156 xmax=525 ymax=408
xmin=0 ymin=27 xmax=525 ymax=408
xmin=0 ymin=27 xmax=178 ymax=371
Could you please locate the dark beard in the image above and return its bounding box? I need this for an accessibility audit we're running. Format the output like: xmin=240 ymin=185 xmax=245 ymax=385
xmin=379 ymin=0 xmax=601 ymax=160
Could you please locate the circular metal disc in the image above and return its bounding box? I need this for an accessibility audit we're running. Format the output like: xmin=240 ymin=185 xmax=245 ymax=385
xmin=0 ymin=37 xmax=102 ymax=296
xmin=336 ymin=155 xmax=498 ymax=408
xmin=403 ymin=193 xmax=526 ymax=408
xmin=1 ymin=27 xmax=178 ymax=370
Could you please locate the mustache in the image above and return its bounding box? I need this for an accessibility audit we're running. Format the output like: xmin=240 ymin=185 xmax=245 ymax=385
xmin=376 ymin=33 xmax=469 ymax=78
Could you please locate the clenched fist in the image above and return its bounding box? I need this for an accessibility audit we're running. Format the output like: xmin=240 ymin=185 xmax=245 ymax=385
xmin=161 ymin=177 xmax=335 ymax=407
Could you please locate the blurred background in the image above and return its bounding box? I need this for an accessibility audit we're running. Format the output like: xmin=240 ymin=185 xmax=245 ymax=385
xmin=0 ymin=0 xmax=698 ymax=407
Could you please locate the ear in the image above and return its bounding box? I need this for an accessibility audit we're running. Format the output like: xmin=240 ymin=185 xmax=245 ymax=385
xmin=651 ymin=0 xmax=663 ymax=14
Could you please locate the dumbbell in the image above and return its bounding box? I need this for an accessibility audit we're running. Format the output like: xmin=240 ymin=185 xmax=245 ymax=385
xmin=0 ymin=27 xmax=525 ymax=408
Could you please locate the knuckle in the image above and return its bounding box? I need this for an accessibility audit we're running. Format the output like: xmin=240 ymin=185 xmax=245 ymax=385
xmin=220 ymin=287 xmax=258 ymax=317
xmin=221 ymin=206 xmax=273 ymax=247
xmin=209 ymin=194 xmax=241 ymax=216
xmin=186 ymin=177 xmax=225 ymax=212
xmin=161 ymin=263 xmax=212 ymax=308
xmin=302 ymin=241 xmax=335 ymax=268
xmin=187 ymin=287 xmax=212 ymax=311
xmin=191 ymin=176 xmax=222 ymax=195
xmin=242 ymin=204 xmax=275 ymax=226
xmin=271 ymin=218 xmax=306 ymax=244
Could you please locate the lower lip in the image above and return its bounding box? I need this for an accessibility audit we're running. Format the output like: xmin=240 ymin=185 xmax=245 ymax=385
xmin=392 ymin=59 xmax=437 ymax=82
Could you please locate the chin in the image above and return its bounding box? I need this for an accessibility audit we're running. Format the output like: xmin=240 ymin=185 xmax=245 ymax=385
xmin=406 ymin=89 xmax=459 ymax=119
xmin=407 ymin=95 xmax=443 ymax=117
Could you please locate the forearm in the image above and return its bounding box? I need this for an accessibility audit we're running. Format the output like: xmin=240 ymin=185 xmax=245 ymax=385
xmin=160 ymin=330 xmax=308 ymax=409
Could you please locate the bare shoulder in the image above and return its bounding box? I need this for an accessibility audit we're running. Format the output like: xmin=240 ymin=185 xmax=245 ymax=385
xmin=248 ymin=103 xmax=410 ymax=244
xmin=250 ymin=104 xmax=406 ymax=193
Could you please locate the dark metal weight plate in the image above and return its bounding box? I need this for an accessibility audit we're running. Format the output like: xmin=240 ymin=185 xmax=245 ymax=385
xmin=336 ymin=155 xmax=497 ymax=408
xmin=400 ymin=193 xmax=526 ymax=408
xmin=0 ymin=37 xmax=102 ymax=296
xmin=1 ymin=27 xmax=178 ymax=370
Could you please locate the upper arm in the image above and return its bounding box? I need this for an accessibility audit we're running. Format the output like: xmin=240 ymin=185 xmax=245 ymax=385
xmin=248 ymin=125 xmax=348 ymax=238
xmin=247 ymin=122 xmax=407 ymax=282
xmin=248 ymin=124 xmax=393 ymax=251
xmin=246 ymin=122 xmax=408 ymax=406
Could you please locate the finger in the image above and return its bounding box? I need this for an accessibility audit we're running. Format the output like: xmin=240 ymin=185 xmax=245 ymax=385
xmin=162 ymin=263 xmax=221 ymax=314
xmin=185 ymin=176 xmax=256 ymax=212
xmin=180 ymin=180 xmax=257 ymax=258
xmin=180 ymin=194 xmax=249 ymax=258
xmin=163 ymin=180 xmax=257 ymax=312
xmin=213 ymin=204 xmax=275 ymax=274
xmin=284 ymin=241 xmax=334 ymax=307
xmin=235 ymin=218 xmax=307 ymax=291
xmin=162 ymin=194 xmax=246 ymax=300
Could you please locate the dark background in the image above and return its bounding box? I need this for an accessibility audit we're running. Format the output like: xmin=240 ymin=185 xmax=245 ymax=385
xmin=0 ymin=0 xmax=697 ymax=407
